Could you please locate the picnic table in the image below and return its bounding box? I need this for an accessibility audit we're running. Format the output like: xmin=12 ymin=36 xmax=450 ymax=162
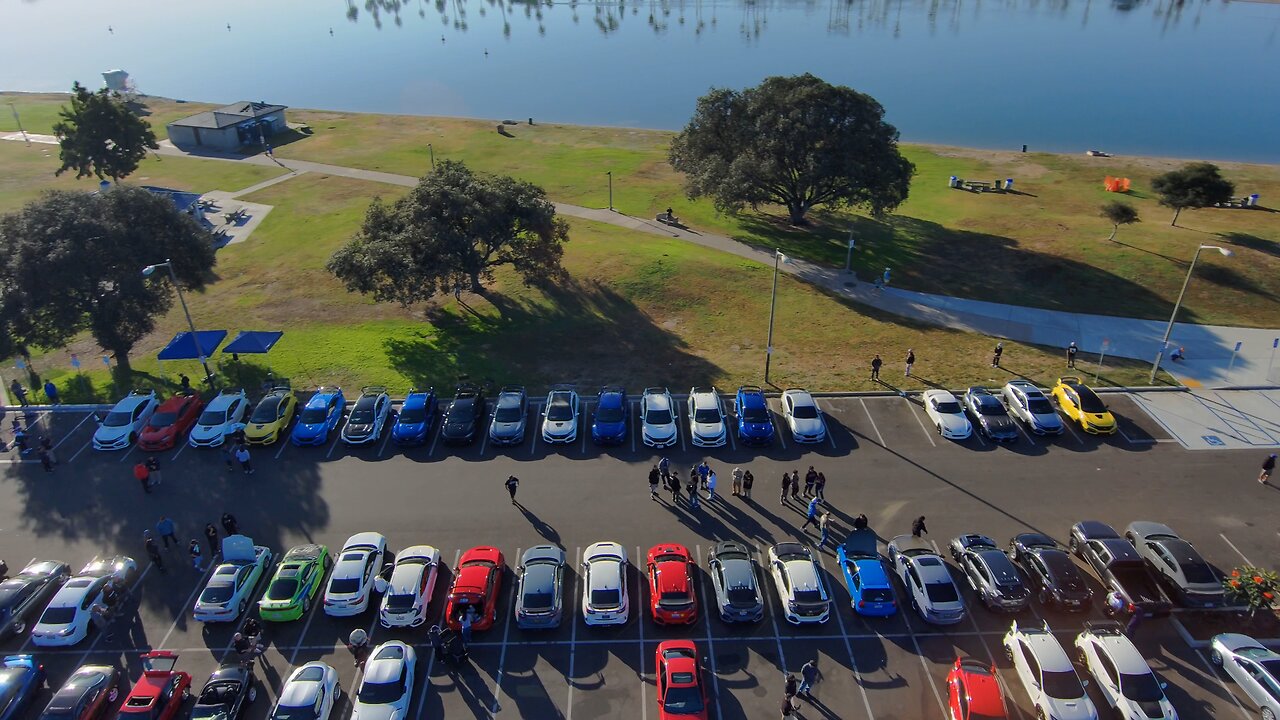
xmin=1214 ymin=195 xmax=1259 ymax=209
xmin=961 ymin=180 xmax=995 ymax=192
xmin=224 ymin=208 xmax=248 ymax=224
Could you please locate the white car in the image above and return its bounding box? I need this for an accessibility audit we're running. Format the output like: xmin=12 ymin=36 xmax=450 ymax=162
xmin=1002 ymin=381 xmax=1064 ymax=436
xmin=887 ymin=535 xmax=964 ymax=625
xmin=193 ymin=535 xmax=273 ymax=622
xmin=351 ymin=641 xmax=416 ymax=720
xmin=30 ymin=556 xmax=135 ymax=647
xmin=92 ymin=390 xmax=159 ymax=450
xmin=687 ymin=387 xmax=727 ymax=447
xmin=923 ymin=389 xmax=973 ymax=440
xmin=273 ymin=662 xmax=342 ymax=720
xmin=781 ymin=388 xmax=827 ymax=444
xmin=1210 ymin=633 xmax=1280 ymax=720
xmin=341 ymin=387 xmax=392 ymax=446
xmin=640 ymin=387 xmax=678 ymax=448
xmin=582 ymin=542 xmax=629 ymax=626
xmin=189 ymin=389 xmax=249 ymax=447
xmin=1075 ymin=621 xmax=1178 ymax=720
xmin=1004 ymin=620 xmax=1099 ymax=720
xmin=324 ymin=532 xmax=388 ymax=617
xmin=379 ymin=545 xmax=440 ymax=629
xmin=767 ymin=543 xmax=830 ymax=625
xmin=541 ymin=387 xmax=580 ymax=444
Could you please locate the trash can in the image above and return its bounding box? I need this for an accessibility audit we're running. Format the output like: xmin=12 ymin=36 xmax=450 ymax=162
xmin=948 ymin=176 xmax=959 ymax=188
xmin=1004 ymin=178 xmax=1014 ymax=191
xmin=1248 ymin=194 xmax=1260 ymax=207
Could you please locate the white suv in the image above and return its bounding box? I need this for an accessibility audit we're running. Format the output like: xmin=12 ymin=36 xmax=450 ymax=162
xmin=1075 ymin=621 xmax=1177 ymax=720
xmin=687 ymin=387 xmax=727 ymax=447
xmin=582 ymin=542 xmax=628 ymax=626
xmin=767 ymin=543 xmax=829 ymax=624
xmin=188 ymin=389 xmax=249 ymax=447
xmin=640 ymin=388 xmax=678 ymax=448
xmin=1004 ymin=620 xmax=1099 ymax=720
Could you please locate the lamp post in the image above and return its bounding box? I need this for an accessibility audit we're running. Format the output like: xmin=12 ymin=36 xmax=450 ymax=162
xmin=606 ymin=171 xmax=613 ymax=211
xmin=764 ymin=249 xmax=785 ymax=384
xmin=142 ymin=259 xmax=213 ymax=385
xmin=428 ymin=143 xmax=435 ymax=169
xmin=1149 ymin=244 xmax=1233 ymax=382
xmin=845 ymin=231 xmax=856 ymax=273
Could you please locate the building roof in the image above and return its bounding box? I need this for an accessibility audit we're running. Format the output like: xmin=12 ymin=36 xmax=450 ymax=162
xmin=169 ymin=101 xmax=287 ymax=130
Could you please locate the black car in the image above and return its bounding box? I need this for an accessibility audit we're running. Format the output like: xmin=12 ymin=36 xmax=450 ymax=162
xmin=0 ymin=560 xmax=71 ymax=641
xmin=949 ymin=534 xmax=1030 ymax=612
xmin=191 ymin=663 xmax=257 ymax=720
xmin=39 ymin=665 xmax=121 ymax=720
xmin=441 ymin=384 xmax=486 ymax=446
xmin=1008 ymin=533 xmax=1091 ymax=611
xmin=962 ymin=387 xmax=1019 ymax=442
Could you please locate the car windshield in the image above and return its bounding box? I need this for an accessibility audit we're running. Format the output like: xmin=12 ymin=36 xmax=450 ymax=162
xmin=149 ymin=411 xmax=178 ymax=428
xmin=270 ymin=707 xmax=319 ymax=720
xmin=1181 ymin=561 xmax=1216 ymax=584
xmin=266 ymin=579 xmax=299 ymax=601
xmin=662 ymin=684 xmax=705 ymax=713
xmin=449 ymin=400 xmax=475 ymax=422
xmin=1075 ymin=387 xmax=1107 ymax=413
xmin=198 ymin=408 xmax=227 ymax=426
xmin=1042 ymin=670 xmax=1084 ymax=698
xmin=693 ymin=407 xmax=720 ymax=424
xmin=595 ymin=405 xmax=624 ymax=423
xmin=547 ymin=399 xmax=574 ymax=421
xmin=494 ymin=403 xmax=523 ymax=423
xmin=590 ymin=589 xmax=621 ymax=608
xmin=1027 ymin=397 xmax=1054 ymax=414
xmin=659 ymin=591 xmax=693 ymax=608
xmin=646 ymin=408 xmax=672 ymax=424
xmin=200 ymin=584 xmax=235 ymax=604
xmin=975 ymin=398 xmax=1004 ymax=415
xmin=794 ymin=590 xmax=824 ymax=604
xmin=791 ymin=404 xmax=818 ymax=419
xmin=103 ymin=411 xmax=133 ymax=427
xmin=935 ymin=401 xmax=962 ymax=414
xmin=356 ymin=678 xmax=403 ymax=704
xmin=329 ymin=578 xmax=360 ymax=594
xmin=386 ymin=594 xmax=415 ymax=611
xmin=349 ymin=408 xmax=373 ymax=424
xmin=925 ymin=582 xmax=959 ymax=603
xmin=398 ymin=407 xmax=426 ymax=424
xmin=191 ymin=704 xmax=231 ymax=720
xmin=522 ymin=592 xmax=554 ymax=611
xmin=741 ymin=404 xmax=769 ymax=423
xmin=1120 ymin=671 xmax=1164 ymax=701
xmin=40 ymin=606 xmax=77 ymax=625
xmin=250 ymin=399 xmax=281 ymax=423
xmin=0 ymin=672 xmax=28 ymax=712
xmin=727 ymin=587 xmax=758 ymax=606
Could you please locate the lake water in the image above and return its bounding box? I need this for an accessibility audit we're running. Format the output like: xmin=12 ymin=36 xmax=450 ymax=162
xmin=3 ymin=0 xmax=1278 ymax=161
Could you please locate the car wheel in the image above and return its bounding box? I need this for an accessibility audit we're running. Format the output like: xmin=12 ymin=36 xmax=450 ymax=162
xmin=1076 ymin=648 xmax=1089 ymax=666
xmin=1004 ymin=645 xmax=1013 ymax=661
xmin=11 ymin=620 xmax=25 ymax=635
xmin=247 ymin=687 xmax=257 ymax=703
xmin=1038 ymin=588 xmax=1052 ymax=606
xmin=1262 ymin=708 xmax=1275 ymax=720
xmin=1036 ymin=709 xmax=1046 ymax=720
xmin=936 ymin=423 xmax=943 ymax=436
xmin=182 ymin=687 xmax=191 ymax=700
xmin=302 ymin=596 xmax=311 ymax=614
xmin=107 ymin=688 xmax=119 ymax=703
xmin=238 ymin=599 xmax=247 ymax=617
xmin=1210 ymin=649 xmax=1223 ymax=666
xmin=1068 ymin=535 xmax=1080 ymax=554
xmin=129 ymin=432 xmax=137 ymax=444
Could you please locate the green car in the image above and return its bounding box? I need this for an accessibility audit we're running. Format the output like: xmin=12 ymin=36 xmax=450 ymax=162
xmin=257 ymin=544 xmax=331 ymax=621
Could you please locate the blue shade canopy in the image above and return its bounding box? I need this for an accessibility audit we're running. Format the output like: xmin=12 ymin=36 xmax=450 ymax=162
xmin=222 ymin=331 xmax=284 ymax=355
xmin=157 ymin=330 xmax=228 ymax=360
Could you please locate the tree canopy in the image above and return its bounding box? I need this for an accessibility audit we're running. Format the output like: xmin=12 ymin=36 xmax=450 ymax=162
xmin=327 ymin=160 xmax=569 ymax=303
xmin=1099 ymin=201 xmax=1139 ymax=241
xmin=53 ymin=81 xmax=159 ymax=183
xmin=1150 ymin=162 xmax=1234 ymax=226
xmin=0 ymin=187 xmax=216 ymax=376
xmin=669 ymin=73 xmax=915 ymax=224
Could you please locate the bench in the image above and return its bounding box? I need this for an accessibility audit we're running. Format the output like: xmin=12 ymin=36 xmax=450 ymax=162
xmin=656 ymin=212 xmax=682 ymax=227
xmin=1214 ymin=195 xmax=1260 ymax=209
xmin=223 ymin=209 xmax=248 ymax=224
xmin=962 ymin=181 xmax=995 ymax=192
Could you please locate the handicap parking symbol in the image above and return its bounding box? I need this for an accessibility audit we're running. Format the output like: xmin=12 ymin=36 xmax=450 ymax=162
xmin=1202 ymin=435 xmax=1225 ymax=447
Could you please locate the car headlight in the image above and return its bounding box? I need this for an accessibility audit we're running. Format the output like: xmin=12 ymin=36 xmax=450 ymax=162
xmin=59 ymin=626 xmax=75 ymax=636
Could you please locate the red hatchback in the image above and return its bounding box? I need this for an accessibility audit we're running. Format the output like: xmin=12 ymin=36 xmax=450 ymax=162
xmin=946 ymin=656 xmax=1007 ymax=720
xmin=445 ymin=546 xmax=504 ymax=633
xmin=647 ymin=544 xmax=697 ymax=625
xmin=118 ymin=652 xmax=192 ymax=720
xmin=655 ymin=640 xmax=707 ymax=719
xmin=138 ymin=395 xmax=206 ymax=451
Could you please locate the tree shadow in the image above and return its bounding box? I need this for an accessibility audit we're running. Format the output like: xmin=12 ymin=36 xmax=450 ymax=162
xmin=1219 ymin=231 xmax=1280 ymax=260
xmin=1195 ymin=263 xmax=1278 ymax=301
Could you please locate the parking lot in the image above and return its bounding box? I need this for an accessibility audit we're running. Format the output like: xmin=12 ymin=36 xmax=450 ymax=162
xmin=1 ymin=392 xmax=1275 ymax=720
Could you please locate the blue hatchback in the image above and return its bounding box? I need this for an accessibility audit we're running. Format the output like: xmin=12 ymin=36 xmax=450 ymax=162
xmin=591 ymin=386 xmax=628 ymax=445
xmin=838 ymin=529 xmax=897 ymax=617
xmin=734 ymin=386 xmax=775 ymax=446
xmin=0 ymin=655 xmax=44 ymax=720
xmin=291 ymin=387 xmax=346 ymax=446
xmin=393 ymin=389 xmax=437 ymax=446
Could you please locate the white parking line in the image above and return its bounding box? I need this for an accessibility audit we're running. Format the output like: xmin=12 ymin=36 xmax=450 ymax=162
xmin=285 ymin=586 xmax=327 ymax=667
xmin=758 ymin=543 xmax=788 ymax=670
xmin=678 ymin=403 xmax=688 ymax=453
xmin=1014 ymin=421 xmax=1038 ymax=446
xmin=814 ymin=549 xmax=875 ymax=720
xmin=529 ymin=402 xmax=541 ymax=457
xmin=427 ymin=412 xmax=444 ymax=457
xmin=157 ymin=563 xmax=217 ymax=649
xmin=1060 ymin=418 xmax=1085 ymax=446
xmin=1195 ymin=648 xmax=1254 ymax=720
xmin=67 ymin=435 xmax=95 ymax=463
xmin=637 ymin=546 xmax=649 ymax=720
xmin=170 ymin=439 xmax=189 ymax=462
xmin=274 ymin=437 xmax=290 ymax=460
xmin=325 ymin=427 xmax=344 ymax=459
xmin=693 ymin=546 xmax=724 ymax=720
xmin=859 ymin=399 xmax=886 ymax=448
xmin=1219 ymin=533 xmax=1254 ymax=565
xmin=118 ymin=443 xmax=140 ymax=463
xmin=630 ymin=401 xmax=638 ymax=454
xmin=414 ymin=645 xmax=436 ymax=720
xmin=52 ymin=412 xmax=97 ymax=451
xmin=907 ymin=400 xmax=938 ymax=447
xmin=377 ymin=424 xmax=394 ymax=458
xmin=772 ymin=408 xmax=787 ymax=449
xmin=580 ymin=402 xmax=591 ymax=455
xmin=489 ymin=548 xmax=520 ymax=715
xmin=566 ymin=546 xmax=581 ymax=720
xmin=727 ymin=420 xmax=737 ymax=451
xmin=478 ymin=407 xmax=490 ymax=458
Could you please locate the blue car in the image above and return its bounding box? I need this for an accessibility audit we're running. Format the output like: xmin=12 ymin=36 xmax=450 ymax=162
xmin=392 ymin=388 xmax=436 ymax=446
xmin=838 ymin=528 xmax=897 ymax=617
xmin=290 ymin=387 xmax=346 ymax=446
xmin=591 ymin=386 xmax=628 ymax=445
xmin=0 ymin=655 xmax=44 ymax=720
xmin=734 ymin=385 xmax=775 ymax=446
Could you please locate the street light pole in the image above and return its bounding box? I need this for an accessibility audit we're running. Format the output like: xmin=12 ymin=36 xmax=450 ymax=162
xmin=764 ymin=249 xmax=782 ymax=384
xmin=143 ymin=259 xmax=213 ymax=385
xmin=845 ymin=230 xmax=856 ymax=273
xmin=1149 ymin=244 xmax=1233 ymax=383
xmin=606 ymin=171 xmax=613 ymax=211
xmin=428 ymin=143 xmax=435 ymax=169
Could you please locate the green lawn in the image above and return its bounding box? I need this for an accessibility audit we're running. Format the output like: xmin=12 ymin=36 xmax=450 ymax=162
xmin=0 ymin=92 xmax=216 ymax=141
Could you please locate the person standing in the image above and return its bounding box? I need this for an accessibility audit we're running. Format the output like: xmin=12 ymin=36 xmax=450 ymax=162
xmin=221 ymin=512 xmax=239 ymax=536
xmin=783 ymin=673 xmax=798 ymax=702
xmin=731 ymin=466 xmax=743 ymax=497
xmin=912 ymin=515 xmax=928 ymax=537
xmin=143 ymin=532 xmax=164 ymax=573
xmin=37 ymin=449 xmax=53 ymax=473
xmin=686 ymin=473 xmax=701 ymax=510
xmin=871 ymin=354 xmax=882 ymax=381
xmin=742 ymin=470 xmax=754 ymax=499
xmin=235 ymin=444 xmax=253 ymax=475
xmin=804 ymin=466 xmax=817 ymax=497
xmin=43 ymin=381 xmax=59 ymax=406
xmin=814 ymin=472 xmax=826 ymax=502
xmin=905 ymin=349 xmax=915 ymax=377
xmin=157 ymin=516 xmax=178 ymax=549
xmin=179 ymin=374 xmax=192 ymax=396
xmin=780 ymin=697 xmax=799 ymax=720
xmin=221 ymin=444 xmax=236 ymax=471
xmin=802 ymin=497 xmax=821 ymax=530
xmin=1066 ymin=341 xmax=1079 ymax=368
xmin=790 ymin=470 xmax=801 ymax=501
xmin=1260 ymin=454 xmax=1277 ymax=485
xmin=818 ymin=512 xmax=832 ymax=549
xmin=505 ymin=475 xmax=520 ymax=504
xmin=189 ymin=540 xmax=205 ymax=571
xmin=799 ymin=659 xmax=822 ymax=698
xmin=658 ymin=456 xmax=670 ymax=481
xmin=780 ymin=472 xmax=791 ymax=505
xmin=668 ymin=473 xmax=681 ymax=504
xmin=39 ymin=435 xmax=56 ymax=465
xmin=204 ymin=523 xmax=220 ymax=558
xmin=706 ymin=470 xmax=718 ymax=501
xmin=697 ymin=461 xmax=711 ymax=490
xmin=648 ymin=466 xmax=660 ymax=500
xmin=133 ymin=462 xmax=152 ymax=495
xmin=991 ymin=342 xmax=1003 ymax=368
xmin=882 ymin=267 xmax=891 ymax=288
xmin=9 ymin=380 xmax=28 ymax=407
xmin=12 ymin=425 xmax=28 ymax=455
xmin=145 ymin=456 xmax=162 ymax=488
xmin=460 ymin=607 xmax=474 ymax=644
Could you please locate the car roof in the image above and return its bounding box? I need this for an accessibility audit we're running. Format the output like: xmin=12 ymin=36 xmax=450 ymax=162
xmin=401 ymin=392 xmax=430 ymax=409
xmin=889 ymin=535 xmax=933 ymax=555
xmin=1127 ymin=521 xmax=1179 ymax=540
xmin=1074 ymin=520 xmax=1121 ymax=539
xmin=206 ymin=392 xmax=242 ymax=411
xmin=344 ymin=532 xmax=386 ymax=550
xmin=1017 ymin=626 xmax=1073 ymax=671
xmin=495 ymin=390 xmax=523 ymax=407
xmin=644 ymin=392 xmax=672 ymax=411
xmin=689 ymin=389 xmax=719 ymax=406
xmin=112 ymin=394 xmax=152 ymax=411
xmin=974 ymin=550 xmax=1021 ymax=583
xmin=279 ymin=666 xmax=326 ymax=707
xmin=1085 ymin=624 xmax=1152 ymax=673
xmin=588 ymin=559 xmax=623 ymax=591
xmin=363 ymin=646 xmax=407 ymax=682
xmin=719 ymin=555 xmax=756 ymax=586
xmin=923 ymin=389 xmax=958 ymax=401
xmin=913 ymin=556 xmax=952 ymax=583
xmin=155 ymin=395 xmax=195 ymax=412
xmin=521 ymin=545 xmax=564 ymax=566
xmin=782 ymin=558 xmax=822 ymax=591
xmin=1014 ymin=532 xmax=1059 ymax=549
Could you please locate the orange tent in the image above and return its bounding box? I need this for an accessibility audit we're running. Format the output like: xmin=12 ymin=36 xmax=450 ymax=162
xmin=1104 ymin=176 xmax=1131 ymax=192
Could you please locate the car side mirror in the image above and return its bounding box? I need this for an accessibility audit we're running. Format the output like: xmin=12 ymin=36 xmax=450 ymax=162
xmin=1081 ymin=680 xmax=1089 ymax=687
xmin=1159 ymin=681 xmax=1168 ymax=690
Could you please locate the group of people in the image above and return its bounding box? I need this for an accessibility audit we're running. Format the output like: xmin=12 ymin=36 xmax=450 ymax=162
xmin=142 ymin=512 xmax=239 ymax=574
xmin=869 ymin=340 xmax=1090 ymax=382
xmin=220 ymin=436 xmax=256 ymax=475
xmin=646 ymin=458 xmax=759 ymax=510
xmin=7 ymin=378 xmax=61 ymax=406
xmin=780 ymin=660 xmax=823 ymax=718
xmin=4 ymin=415 xmax=57 ymax=472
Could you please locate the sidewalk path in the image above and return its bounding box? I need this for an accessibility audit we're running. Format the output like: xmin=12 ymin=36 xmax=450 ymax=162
xmin=8 ymin=134 xmax=1278 ymax=388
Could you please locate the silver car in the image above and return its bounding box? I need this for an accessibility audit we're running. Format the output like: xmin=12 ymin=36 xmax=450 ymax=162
xmin=1211 ymin=633 xmax=1280 ymax=720
xmin=1002 ymin=380 xmax=1064 ymax=435
xmin=889 ymin=535 xmax=965 ymax=625
xmin=949 ymin=534 xmax=1030 ymax=613
xmin=489 ymin=386 xmax=528 ymax=446
xmin=515 ymin=545 xmax=565 ymax=629
xmin=1125 ymin=521 xmax=1223 ymax=608
xmin=963 ymin=387 xmax=1019 ymax=442
xmin=0 ymin=560 xmax=70 ymax=640
xmin=707 ymin=541 xmax=763 ymax=623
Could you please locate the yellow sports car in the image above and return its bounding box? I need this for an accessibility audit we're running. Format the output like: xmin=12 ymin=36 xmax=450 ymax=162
xmin=1051 ymin=376 xmax=1117 ymax=435
xmin=243 ymin=387 xmax=298 ymax=445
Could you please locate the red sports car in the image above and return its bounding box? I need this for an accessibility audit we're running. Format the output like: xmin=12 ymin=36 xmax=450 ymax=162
xmin=655 ymin=640 xmax=707 ymax=719
xmin=118 ymin=652 xmax=192 ymax=720
xmin=138 ymin=395 xmax=206 ymax=451
xmin=445 ymin=546 xmax=504 ymax=633
xmin=946 ymin=656 xmax=1007 ymax=720
xmin=647 ymin=544 xmax=697 ymax=625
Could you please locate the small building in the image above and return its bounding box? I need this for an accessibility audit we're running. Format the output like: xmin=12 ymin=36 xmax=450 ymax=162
xmin=142 ymin=186 xmax=206 ymax=222
xmin=167 ymin=101 xmax=288 ymax=152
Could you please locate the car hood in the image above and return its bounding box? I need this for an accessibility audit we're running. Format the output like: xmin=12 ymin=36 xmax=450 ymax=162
xmin=693 ymin=422 xmax=724 ymax=436
xmin=1042 ymin=695 xmax=1096 ymax=720
xmin=190 ymin=424 xmax=224 ymax=438
xmin=593 ymin=420 xmax=625 ymax=433
xmin=938 ymin=414 xmax=970 ymax=432
xmin=351 ymin=703 xmax=403 ymax=720
xmin=346 ymin=423 xmax=374 ymax=435
xmin=645 ymin=422 xmax=676 ymax=438
xmin=544 ymin=420 xmax=575 ymax=434
xmin=295 ymin=421 xmax=327 ymax=434
xmin=740 ymin=420 xmax=772 ymax=434
xmin=492 ymin=421 xmax=523 ymax=435
xmin=790 ymin=417 xmax=824 ymax=434
xmin=984 ymin=415 xmax=1016 ymax=430
xmin=1079 ymin=412 xmax=1115 ymax=426
xmin=94 ymin=425 xmax=131 ymax=441
xmin=442 ymin=420 xmax=472 ymax=434
xmin=1030 ymin=411 xmax=1062 ymax=427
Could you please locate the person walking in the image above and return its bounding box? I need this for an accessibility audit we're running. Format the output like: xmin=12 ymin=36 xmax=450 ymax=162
xmin=905 ymin=349 xmax=915 ymax=377
xmin=731 ymin=466 xmax=743 ymax=497
xmin=43 ymin=381 xmax=59 ymax=406
xmin=38 ymin=435 xmax=56 ymax=465
xmin=686 ymin=473 xmax=701 ymax=510
xmin=818 ymin=512 xmax=832 ymax=548
xmin=12 ymin=425 xmax=29 ymax=455
xmin=460 ymin=607 xmax=475 ymax=644
xmin=991 ymin=342 xmax=1003 ymax=368
xmin=697 ymin=461 xmax=711 ymax=490
xmin=157 ymin=516 xmax=178 ymax=549
xmin=815 ymin=472 xmax=826 ymax=502
xmin=790 ymin=470 xmax=801 ymax=501
xmin=133 ymin=461 xmax=152 ymax=495
xmin=783 ymin=673 xmax=798 ymax=701
xmin=204 ymin=524 xmax=220 ymax=558
xmin=799 ymin=659 xmax=822 ymax=698
xmin=780 ymin=472 xmax=791 ymax=505
xmin=648 ymin=466 xmax=660 ymax=500
xmin=143 ymin=532 xmax=164 ymax=573
xmin=871 ymin=354 xmax=882 ymax=381
xmin=235 ymin=444 xmax=254 ymax=475
xmin=145 ymin=456 xmax=162 ymax=488
xmin=9 ymin=380 xmax=28 ymax=407
xmin=221 ymin=444 xmax=236 ymax=471
xmin=658 ymin=456 xmax=670 ymax=481
xmin=1066 ymin=341 xmax=1079 ymax=368
xmin=802 ymin=497 xmax=821 ymax=530
xmin=804 ymin=466 xmax=817 ymax=497
xmin=912 ymin=515 xmax=929 ymax=537
xmin=742 ymin=470 xmax=754 ymax=499
xmin=221 ymin=512 xmax=239 ymax=536
xmin=780 ymin=697 xmax=799 ymax=720
xmin=668 ymin=473 xmax=681 ymax=504
xmin=1260 ymin=454 xmax=1277 ymax=485
xmin=189 ymin=540 xmax=205 ymax=571
xmin=706 ymin=470 xmax=718 ymax=501
xmin=37 ymin=449 xmax=53 ymax=472
xmin=506 ymin=475 xmax=521 ymax=504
